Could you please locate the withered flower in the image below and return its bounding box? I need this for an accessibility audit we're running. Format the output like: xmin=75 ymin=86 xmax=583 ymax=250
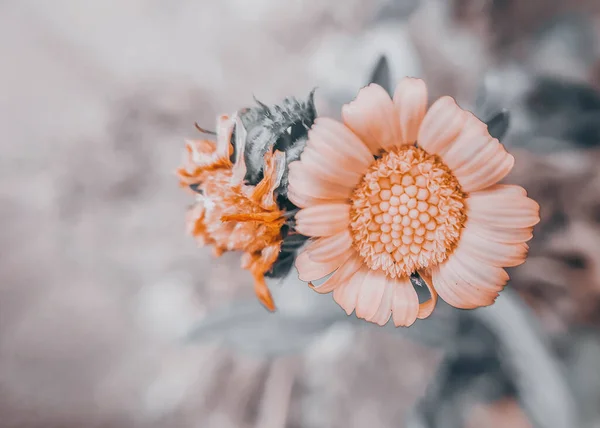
xmin=178 ymin=114 xmax=287 ymax=311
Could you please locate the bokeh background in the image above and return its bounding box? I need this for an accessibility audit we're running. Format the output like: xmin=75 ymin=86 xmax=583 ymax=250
xmin=2 ymin=1 xmax=600 ymax=427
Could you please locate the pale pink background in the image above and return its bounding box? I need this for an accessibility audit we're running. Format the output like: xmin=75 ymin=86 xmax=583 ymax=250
xmin=1 ymin=1 xmax=599 ymax=427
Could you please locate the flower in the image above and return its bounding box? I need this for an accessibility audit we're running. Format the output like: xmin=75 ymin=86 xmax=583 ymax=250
xmin=288 ymin=78 xmax=540 ymax=326
xmin=178 ymin=114 xmax=287 ymax=311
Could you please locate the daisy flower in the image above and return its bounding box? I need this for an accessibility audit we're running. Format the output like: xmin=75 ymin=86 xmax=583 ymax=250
xmin=178 ymin=114 xmax=286 ymax=311
xmin=288 ymin=78 xmax=540 ymax=326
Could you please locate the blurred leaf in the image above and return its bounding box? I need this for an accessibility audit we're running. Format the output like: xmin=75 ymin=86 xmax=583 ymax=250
xmin=373 ymin=0 xmax=420 ymax=23
xmin=485 ymin=109 xmax=510 ymax=141
xmin=369 ymin=55 xmax=393 ymax=96
xmin=184 ymin=300 xmax=344 ymax=358
xmin=472 ymin=290 xmax=578 ymax=428
xmin=185 ymin=280 xmax=461 ymax=358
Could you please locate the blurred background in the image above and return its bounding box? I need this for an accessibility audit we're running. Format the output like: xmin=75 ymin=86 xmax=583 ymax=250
xmin=2 ymin=0 xmax=600 ymax=427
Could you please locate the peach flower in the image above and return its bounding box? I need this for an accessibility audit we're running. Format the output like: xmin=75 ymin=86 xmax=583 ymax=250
xmin=178 ymin=114 xmax=286 ymax=311
xmin=288 ymin=78 xmax=540 ymax=326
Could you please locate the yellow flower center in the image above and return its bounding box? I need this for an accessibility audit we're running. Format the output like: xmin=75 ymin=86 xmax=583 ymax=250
xmin=349 ymin=146 xmax=467 ymax=278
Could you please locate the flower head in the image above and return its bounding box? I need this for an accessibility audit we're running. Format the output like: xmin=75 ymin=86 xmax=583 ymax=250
xmin=288 ymin=78 xmax=540 ymax=326
xmin=178 ymin=115 xmax=287 ymax=311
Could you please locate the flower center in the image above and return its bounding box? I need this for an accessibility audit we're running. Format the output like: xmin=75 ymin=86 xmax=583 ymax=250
xmin=349 ymin=146 xmax=466 ymax=278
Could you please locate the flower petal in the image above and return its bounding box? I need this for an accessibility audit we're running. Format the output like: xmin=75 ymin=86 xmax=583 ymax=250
xmin=249 ymin=150 xmax=286 ymax=210
xmin=456 ymin=149 xmax=515 ymax=193
xmin=467 ymin=185 xmax=541 ymax=229
xmin=433 ymin=261 xmax=497 ymax=310
xmin=306 ymin=117 xmax=373 ymax=171
xmin=391 ymin=277 xmax=419 ymax=327
xmin=310 ymin=251 xmax=362 ymax=294
xmin=295 ymin=248 xmax=353 ymax=282
xmin=432 ymin=266 xmax=475 ymax=309
xmin=439 ymin=253 xmax=500 ymax=304
xmin=449 ymin=247 xmax=509 ymax=292
xmin=304 ymin=230 xmax=353 ymax=263
xmin=393 ymin=77 xmax=428 ymax=145
xmin=333 ymin=267 xmax=368 ymax=315
xmin=299 ymin=146 xmax=363 ymax=189
xmin=436 ymin=112 xmax=494 ymax=167
xmin=433 ymin=253 xmax=502 ymax=310
xmin=467 ymin=221 xmax=533 ymax=244
xmin=342 ymin=84 xmax=401 ymax=154
xmin=367 ymin=279 xmax=395 ymax=326
xmin=421 ymin=106 xmax=515 ymax=193
xmin=470 ymin=183 xmax=528 ymax=198
xmin=415 ymin=270 xmax=438 ymax=320
xmin=458 ymin=224 xmax=530 ymax=267
xmin=287 ymin=188 xmax=331 ymax=209
xmin=355 ymin=269 xmax=388 ymax=320
xmin=216 ymin=114 xmax=235 ymax=159
xmin=417 ymin=96 xmax=468 ymax=154
xmin=288 ymin=162 xmax=353 ymax=200
xmin=231 ymin=114 xmax=248 ymax=185
xmin=295 ymin=203 xmax=350 ymax=237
